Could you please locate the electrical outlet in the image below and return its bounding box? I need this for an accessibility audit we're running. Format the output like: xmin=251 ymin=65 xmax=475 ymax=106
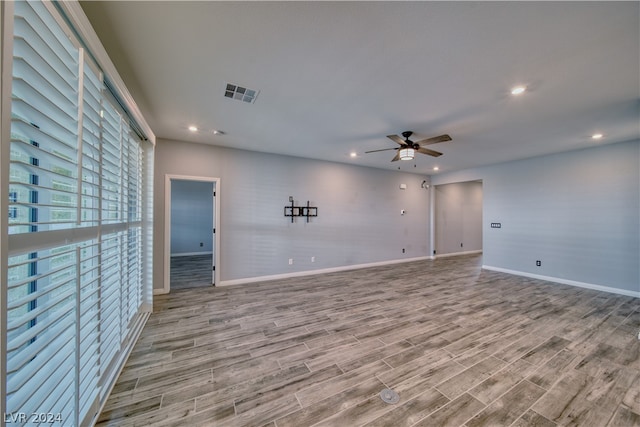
xmin=402 ymin=248 xmax=405 ymax=253
xmin=536 ymin=260 xmax=542 ymax=267
xmin=311 ymin=256 xmax=315 ymax=263
xmin=200 ymin=242 xmax=203 ymax=247
xmin=288 ymin=258 xmax=293 ymax=265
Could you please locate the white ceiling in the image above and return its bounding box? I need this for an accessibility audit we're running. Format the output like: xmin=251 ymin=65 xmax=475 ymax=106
xmin=80 ymin=1 xmax=639 ymax=175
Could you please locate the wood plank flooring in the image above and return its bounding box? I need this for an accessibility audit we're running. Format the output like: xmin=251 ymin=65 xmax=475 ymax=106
xmin=170 ymin=255 xmax=214 ymax=290
xmin=97 ymin=254 xmax=640 ymax=426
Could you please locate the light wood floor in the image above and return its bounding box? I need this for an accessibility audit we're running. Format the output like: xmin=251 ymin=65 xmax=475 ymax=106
xmin=97 ymin=254 xmax=640 ymax=426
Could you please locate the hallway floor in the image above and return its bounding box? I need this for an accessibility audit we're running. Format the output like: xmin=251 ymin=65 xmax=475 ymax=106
xmin=170 ymin=254 xmax=214 ymax=290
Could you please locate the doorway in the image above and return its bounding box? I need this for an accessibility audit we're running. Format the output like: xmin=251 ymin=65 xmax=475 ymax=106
xmin=434 ymin=180 xmax=483 ymax=257
xmin=164 ymin=175 xmax=220 ymax=292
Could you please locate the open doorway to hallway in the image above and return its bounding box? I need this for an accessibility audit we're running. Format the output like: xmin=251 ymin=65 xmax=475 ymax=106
xmin=165 ymin=176 xmax=220 ymax=291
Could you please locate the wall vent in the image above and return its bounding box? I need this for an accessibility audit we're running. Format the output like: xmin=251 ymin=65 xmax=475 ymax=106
xmin=224 ymin=83 xmax=259 ymax=104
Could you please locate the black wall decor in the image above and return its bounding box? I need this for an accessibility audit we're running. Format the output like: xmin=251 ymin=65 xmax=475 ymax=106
xmin=284 ymin=197 xmax=318 ymax=223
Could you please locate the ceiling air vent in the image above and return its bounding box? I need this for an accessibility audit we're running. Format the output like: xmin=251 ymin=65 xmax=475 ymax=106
xmin=224 ymin=83 xmax=259 ymax=104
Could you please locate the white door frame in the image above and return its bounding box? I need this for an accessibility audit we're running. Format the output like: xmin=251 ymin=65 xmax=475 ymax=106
xmin=163 ymin=174 xmax=221 ymax=293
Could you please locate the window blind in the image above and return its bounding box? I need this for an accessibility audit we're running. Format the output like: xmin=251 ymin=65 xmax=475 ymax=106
xmin=3 ymin=1 xmax=153 ymax=426
xmin=9 ymin=0 xmax=79 ymax=235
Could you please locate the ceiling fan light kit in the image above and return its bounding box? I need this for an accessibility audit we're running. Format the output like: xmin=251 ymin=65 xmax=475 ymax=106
xmin=365 ymin=130 xmax=452 ymax=163
xmin=399 ymin=148 xmax=415 ymax=160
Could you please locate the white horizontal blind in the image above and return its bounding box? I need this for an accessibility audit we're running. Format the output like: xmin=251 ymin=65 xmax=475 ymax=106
xmin=125 ymin=135 xmax=143 ymax=324
xmin=7 ymin=7 xmax=80 ymax=422
xmin=80 ymin=58 xmax=102 ymax=227
xmin=98 ymin=232 xmax=121 ymax=375
xmin=7 ymin=247 xmax=79 ymax=424
xmin=9 ymin=0 xmax=79 ymax=235
xmin=77 ymin=241 xmax=100 ymax=423
xmin=100 ymin=97 xmax=123 ymax=225
xmin=4 ymin=2 xmax=152 ymax=426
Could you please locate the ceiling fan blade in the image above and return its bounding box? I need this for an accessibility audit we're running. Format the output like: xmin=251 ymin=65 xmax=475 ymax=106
xmin=415 ymin=134 xmax=452 ymax=146
xmin=391 ymin=151 xmax=401 ymax=162
xmin=417 ymin=147 xmax=443 ymax=157
xmin=365 ymin=148 xmax=398 ymax=153
xmin=386 ymin=134 xmax=405 ymax=145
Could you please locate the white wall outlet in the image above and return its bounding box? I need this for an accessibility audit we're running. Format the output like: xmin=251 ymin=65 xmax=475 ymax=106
xmin=401 ymin=209 xmax=405 ymax=215
xmin=288 ymin=258 xmax=293 ymax=265
xmin=311 ymin=256 xmax=315 ymax=263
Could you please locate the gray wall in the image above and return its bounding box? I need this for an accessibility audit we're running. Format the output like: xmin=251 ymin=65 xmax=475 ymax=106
xmin=170 ymin=180 xmax=214 ymax=255
xmin=154 ymin=138 xmax=432 ymax=289
xmin=435 ymin=181 xmax=483 ymax=255
xmin=432 ymin=140 xmax=640 ymax=294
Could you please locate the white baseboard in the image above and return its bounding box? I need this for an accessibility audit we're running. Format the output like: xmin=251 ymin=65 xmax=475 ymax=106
xmin=219 ymin=256 xmax=434 ymax=287
xmin=153 ymin=288 xmax=169 ymax=295
xmin=435 ymin=250 xmax=482 ymax=259
xmin=171 ymin=251 xmax=213 ymax=257
xmin=482 ymin=265 xmax=640 ymax=298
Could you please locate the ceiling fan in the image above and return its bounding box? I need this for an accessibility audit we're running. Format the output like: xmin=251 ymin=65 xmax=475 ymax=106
xmin=365 ymin=131 xmax=452 ymax=161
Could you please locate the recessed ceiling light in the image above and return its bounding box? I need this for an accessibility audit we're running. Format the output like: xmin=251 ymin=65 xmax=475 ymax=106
xmin=433 ymin=166 xmax=439 ymax=171
xmin=350 ymin=152 xmax=357 ymax=158
xmin=592 ymin=133 xmax=603 ymax=140
xmin=511 ymin=86 xmax=526 ymax=95
xmin=188 ymin=125 xmax=198 ymax=132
